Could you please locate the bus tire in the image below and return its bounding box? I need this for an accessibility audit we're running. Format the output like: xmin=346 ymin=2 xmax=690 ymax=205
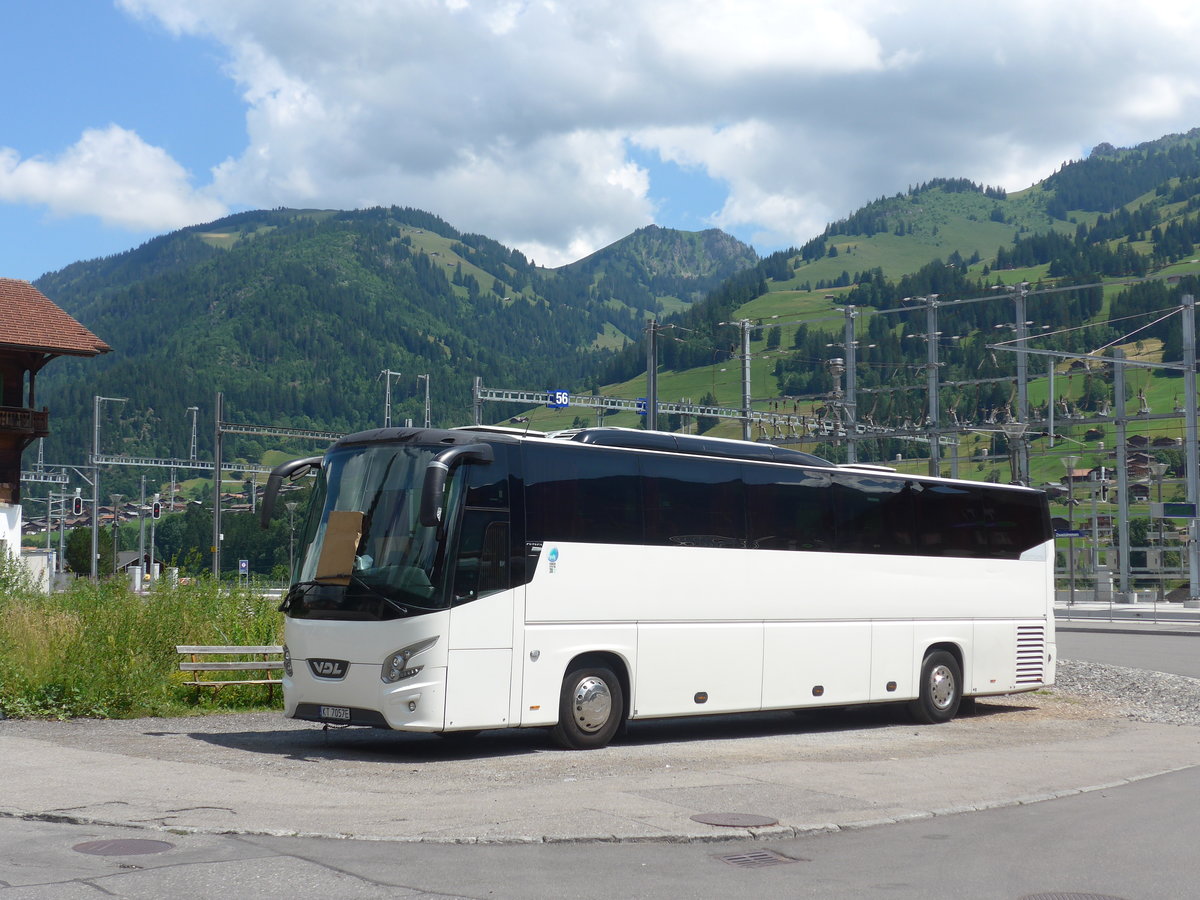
xmin=551 ymin=665 xmax=623 ymax=750
xmin=909 ymin=650 xmax=961 ymax=724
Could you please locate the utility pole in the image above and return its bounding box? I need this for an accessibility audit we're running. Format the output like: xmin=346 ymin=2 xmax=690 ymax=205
xmin=645 ymin=319 xmax=659 ymax=430
xmin=212 ymin=391 xmax=223 ymax=579
xmin=1148 ymin=461 xmax=1168 ymax=603
xmin=173 ymin=405 xmax=199 ymax=515
xmin=926 ymin=297 xmax=941 ymax=477
xmin=286 ymin=501 xmax=299 ymax=579
xmin=381 ymin=369 xmax=403 ymax=427
xmin=137 ymin=474 xmax=146 ymax=585
xmin=416 ymin=374 xmax=431 ymax=428
xmin=843 ymin=306 xmax=858 ymax=464
xmin=150 ymin=492 xmax=159 ymax=586
xmin=110 ymin=493 xmax=123 ymax=575
xmin=1181 ymin=295 xmax=1200 ymax=606
xmin=1047 ymin=358 xmax=1056 ymax=449
xmin=1014 ymin=283 xmax=1030 ymax=483
xmin=1112 ymin=349 xmax=1130 ymax=599
xmin=1063 ymin=454 xmax=1079 ymax=606
xmin=91 ymin=395 xmax=126 ymax=579
xmin=740 ymin=319 xmax=752 ymax=441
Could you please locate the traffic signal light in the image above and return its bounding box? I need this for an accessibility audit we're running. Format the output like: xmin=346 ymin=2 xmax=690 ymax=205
xmin=152 ymin=500 xmax=162 ymax=519
xmin=72 ymin=495 xmax=83 ymax=516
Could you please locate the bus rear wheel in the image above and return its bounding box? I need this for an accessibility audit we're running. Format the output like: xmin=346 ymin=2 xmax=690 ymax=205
xmin=909 ymin=650 xmax=961 ymax=724
xmin=551 ymin=665 xmax=623 ymax=750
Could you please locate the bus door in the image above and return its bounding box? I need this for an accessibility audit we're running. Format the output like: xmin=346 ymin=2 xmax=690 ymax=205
xmin=443 ymin=453 xmax=517 ymax=730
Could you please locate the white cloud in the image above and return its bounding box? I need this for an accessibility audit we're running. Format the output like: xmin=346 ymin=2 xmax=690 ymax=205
xmin=25 ymin=0 xmax=1200 ymax=261
xmin=0 ymin=125 xmax=226 ymax=230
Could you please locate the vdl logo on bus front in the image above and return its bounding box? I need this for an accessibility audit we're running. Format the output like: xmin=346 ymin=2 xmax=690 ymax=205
xmin=309 ymin=659 xmax=348 ymax=679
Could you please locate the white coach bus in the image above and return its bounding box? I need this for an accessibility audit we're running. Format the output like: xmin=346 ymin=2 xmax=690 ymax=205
xmin=261 ymin=425 xmax=1055 ymax=750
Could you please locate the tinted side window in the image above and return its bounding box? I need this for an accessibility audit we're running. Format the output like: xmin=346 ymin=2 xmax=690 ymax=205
xmin=642 ymin=455 xmax=745 ymax=548
xmin=524 ymin=444 xmax=642 ymax=544
xmin=451 ymin=511 xmax=509 ymax=605
xmin=916 ymin=482 xmax=1050 ymax=559
xmin=744 ymin=465 xmax=833 ymax=551
xmin=832 ymin=474 xmax=916 ymax=554
xmin=465 ymin=444 xmax=509 ymax=509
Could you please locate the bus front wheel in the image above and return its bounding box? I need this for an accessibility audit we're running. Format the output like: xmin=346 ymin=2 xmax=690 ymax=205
xmin=909 ymin=650 xmax=961 ymax=724
xmin=552 ymin=665 xmax=623 ymax=750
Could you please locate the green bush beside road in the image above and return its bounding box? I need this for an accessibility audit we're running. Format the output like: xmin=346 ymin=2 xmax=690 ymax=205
xmin=0 ymin=558 xmax=284 ymax=720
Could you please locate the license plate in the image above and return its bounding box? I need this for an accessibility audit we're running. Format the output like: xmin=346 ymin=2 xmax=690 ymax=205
xmin=319 ymin=705 xmax=351 ymax=721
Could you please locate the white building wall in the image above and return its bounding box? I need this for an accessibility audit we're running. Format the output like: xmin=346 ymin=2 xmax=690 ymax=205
xmin=21 ymin=549 xmax=53 ymax=593
xmin=0 ymin=502 xmax=19 ymax=562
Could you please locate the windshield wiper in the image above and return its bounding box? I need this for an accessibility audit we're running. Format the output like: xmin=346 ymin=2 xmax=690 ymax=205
xmin=278 ymin=579 xmax=325 ymax=613
xmin=347 ymin=574 xmax=412 ymax=617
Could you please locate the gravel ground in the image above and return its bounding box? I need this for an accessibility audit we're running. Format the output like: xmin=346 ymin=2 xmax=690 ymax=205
xmin=1055 ymin=657 xmax=1200 ymax=726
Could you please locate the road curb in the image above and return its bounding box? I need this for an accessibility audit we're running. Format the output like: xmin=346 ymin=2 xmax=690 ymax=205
xmin=6 ymin=761 xmax=1197 ymax=846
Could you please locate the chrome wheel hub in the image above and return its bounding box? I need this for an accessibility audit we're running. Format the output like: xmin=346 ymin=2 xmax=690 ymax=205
xmin=571 ymin=676 xmax=612 ymax=733
xmin=929 ymin=664 xmax=956 ymax=709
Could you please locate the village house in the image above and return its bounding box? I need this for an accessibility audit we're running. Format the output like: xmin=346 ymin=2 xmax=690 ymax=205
xmin=0 ymin=278 xmax=109 ymax=563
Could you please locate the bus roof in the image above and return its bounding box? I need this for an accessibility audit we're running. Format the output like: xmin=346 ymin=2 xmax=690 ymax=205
xmin=331 ymin=425 xmax=1042 ymax=493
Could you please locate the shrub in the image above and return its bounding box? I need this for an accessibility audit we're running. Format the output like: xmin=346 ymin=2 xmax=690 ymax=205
xmin=0 ymin=576 xmax=283 ymax=719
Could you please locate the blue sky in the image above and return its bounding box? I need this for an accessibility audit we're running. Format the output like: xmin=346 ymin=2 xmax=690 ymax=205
xmin=0 ymin=3 xmax=242 ymax=278
xmin=5 ymin=1 xmax=1200 ymax=282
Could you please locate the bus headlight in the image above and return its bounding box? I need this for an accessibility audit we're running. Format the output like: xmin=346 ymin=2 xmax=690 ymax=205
xmin=382 ymin=636 xmax=439 ymax=684
xmin=282 ymin=644 xmax=293 ymax=677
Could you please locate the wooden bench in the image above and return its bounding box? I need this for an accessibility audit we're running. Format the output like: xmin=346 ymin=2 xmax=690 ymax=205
xmin=177 ymin=645 xmax=284 ymax=701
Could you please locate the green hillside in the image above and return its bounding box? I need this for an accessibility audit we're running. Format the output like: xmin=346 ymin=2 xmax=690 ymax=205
xmin=34 ymin=208 xmax=757 ymax=481
xmin=580 ymin=129 xmax=1200 ymax=487
xmin=24 ymin=126 xmax=1200 ymax=530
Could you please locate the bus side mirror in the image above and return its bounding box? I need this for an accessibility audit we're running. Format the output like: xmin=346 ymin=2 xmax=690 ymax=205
xmin=260 ymin=456 xmax=323 ymax=529
xmin=419 ymin=443 xmax=494 ymax=527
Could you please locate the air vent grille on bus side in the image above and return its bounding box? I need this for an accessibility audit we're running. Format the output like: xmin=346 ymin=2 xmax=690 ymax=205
xmin=1015 ymin=625 xmax=1046 ymax=684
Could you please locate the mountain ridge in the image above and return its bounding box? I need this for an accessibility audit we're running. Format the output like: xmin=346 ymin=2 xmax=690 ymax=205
xmin=32 ymin=208 xmax=757 ymax=471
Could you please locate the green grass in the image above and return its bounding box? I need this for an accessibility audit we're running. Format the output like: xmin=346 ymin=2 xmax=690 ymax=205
xmin=591 ymin=322 xmax=632 ymax=351
xmin=0 ymin=563 xmax=284 ymax=720
xmin=783 ymin=185 xmax=1070 ymax=288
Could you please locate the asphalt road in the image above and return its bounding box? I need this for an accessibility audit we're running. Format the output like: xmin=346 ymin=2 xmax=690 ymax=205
xmin=1058 ymin=627 xmax=1200 ymax=678
xmin=3 ymin=764 xmax=1197 ymax=899
xmin=1 ymin=626 xmax=1197 ymax=899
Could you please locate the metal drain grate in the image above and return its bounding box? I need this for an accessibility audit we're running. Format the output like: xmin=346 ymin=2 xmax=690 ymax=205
xmin=716 ymin=849 xmax=798 ymax=869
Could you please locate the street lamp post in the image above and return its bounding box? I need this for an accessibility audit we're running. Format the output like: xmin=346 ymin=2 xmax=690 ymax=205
xmin=1063 ymin=455 xmax=1080 ymax=606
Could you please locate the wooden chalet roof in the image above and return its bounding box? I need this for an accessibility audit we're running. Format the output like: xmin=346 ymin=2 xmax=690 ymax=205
xmin=0 ymin=278 xmax=110 ymax=356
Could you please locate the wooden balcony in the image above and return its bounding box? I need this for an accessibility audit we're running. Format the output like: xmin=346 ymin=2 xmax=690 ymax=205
xmin=0 ymin=406 xmax=49 ymax=437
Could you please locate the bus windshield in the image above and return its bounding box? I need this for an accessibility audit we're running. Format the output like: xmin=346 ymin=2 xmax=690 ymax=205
xmin=283 ymin=443 xmax=458 ymax=620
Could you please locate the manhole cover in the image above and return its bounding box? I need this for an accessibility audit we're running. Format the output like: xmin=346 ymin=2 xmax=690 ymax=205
xmin=717 ymin=849 xmax=798 ymax=868
xmin=690 ymin=812 xmax=779 ymax=828
xmin=73 ymin=839 xmax=175 ymax=857
xmin=1020 ymin=894 xmax=1129 ymax=900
